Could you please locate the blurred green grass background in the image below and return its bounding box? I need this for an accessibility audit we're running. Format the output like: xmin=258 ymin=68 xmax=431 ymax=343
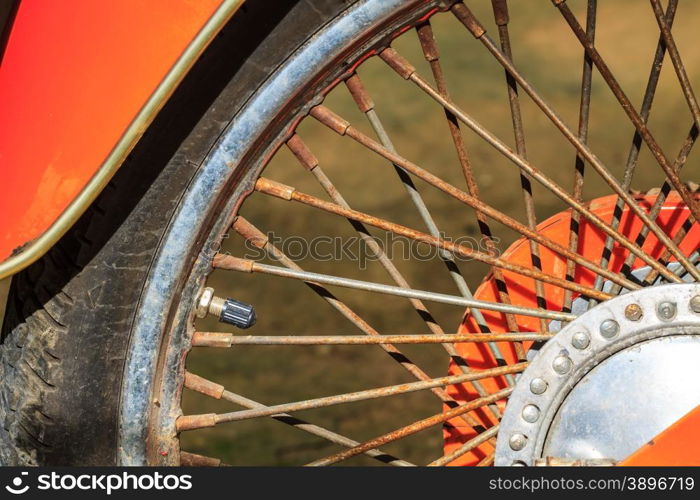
xmin=2 ymin=0 xmax=700 ymax=466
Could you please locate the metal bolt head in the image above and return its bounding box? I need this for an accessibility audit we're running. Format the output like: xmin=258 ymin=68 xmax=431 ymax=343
xmin=509 ymin=433 xmax=527 ymax=451
xmin=657 ymin=301 xmax=677 ymax=321
xmin=600 ymin=319 xmax=619 ymax=339
xmin=522 ymin=404 xmax=540 ymax=423
xmin=691 ymin=295 xmax=700 ymax=314
xmin=624 ymin=303 xmax=643 ymax=321
xmin=571 ymin=331 xmax=590 ymax=350
xmin=529 ymin=378 xmax=548 ymax=395
xmin=195 ymin=287 xmax=214 ymax=318
xmin=552 ymin=355 xmax=573 ymax=375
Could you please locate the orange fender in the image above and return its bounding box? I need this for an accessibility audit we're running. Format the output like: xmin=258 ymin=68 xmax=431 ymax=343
xmin=0 ymin=0 xmax=230 ymax=265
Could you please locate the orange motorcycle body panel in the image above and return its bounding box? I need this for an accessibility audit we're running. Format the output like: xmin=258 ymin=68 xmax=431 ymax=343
xmin=0 ymin=0 xmax=222 ymax=261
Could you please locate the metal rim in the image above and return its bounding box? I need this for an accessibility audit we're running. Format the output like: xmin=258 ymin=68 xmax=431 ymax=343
xmin=121 ymin=0 xmax=699 ymax=466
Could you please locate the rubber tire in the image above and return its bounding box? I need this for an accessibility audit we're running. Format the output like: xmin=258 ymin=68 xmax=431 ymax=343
xmin=0 ymin=0 xmax=354 ymax=466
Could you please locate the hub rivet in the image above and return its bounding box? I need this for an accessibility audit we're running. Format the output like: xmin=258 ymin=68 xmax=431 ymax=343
xmin=571 ymin=332 xmax=590 ymax=350
xmin=552 ymin=355 xmax=573 ymax=375
xmin=600 ymin=319 xmax=619 ymax=339
xmin=689 ymin=295 xmax=700 ymax=314
xmin=529 ymin=378 xmax=548 ymax=395
xmin=522 ymin=405 xmax=540 ymax=423
xmin=657 ymin=301 xmax=676 ymax=321
xmin=509 ymin=433 xmax=527 ymax=451
xmin=624 ymin=303 xmax=643 ymax=321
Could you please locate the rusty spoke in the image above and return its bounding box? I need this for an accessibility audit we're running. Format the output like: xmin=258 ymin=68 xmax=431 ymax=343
xmin=429 ymin=425 xmax=499 ymax=466
xmin=488 ymin=0 xmax=548 ymax=332
xmin=191 ymin=332 xmax=551 ymax=346
xmin=563 ymin=0 xmax=596 ymax=314
xmin=214 ymin=252 xmax=578 ymax=321
xmin=378 ymin=40 xmax=692 ymax=283
xmin=249 ymin=177 xmax=621 ymax=301
xmin=177 ymin=364 xmax=524 ymax=430
xmin=183 ymin=372 xmax=414 ymax=466
xmin=414 ymin=19 xmax=526 ymax=360
xmin=287 ymin=132 xmax=512 ymax=402
xmin=305 ymin=388 xmax=511 ymax=466
xmin=551 ymin=0 xmax=700 ymax=227
xmin=231 ymin=216 xmax=497 ymax=433
xmin=310 ymin=107 xmax=641 ymax=292
xmin=642 ymin=210 xmax=697 ymax=285
xmin=590 ymin=0 xmax=679 ymax=304
xmin=606 ymin=126 xmax=698 ymax=297
xmin=649 ymin=0 xmax=700 ymax=128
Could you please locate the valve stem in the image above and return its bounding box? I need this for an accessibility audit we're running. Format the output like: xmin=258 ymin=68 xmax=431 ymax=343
xmin=195 ymin=287 xmax=256 ymax=329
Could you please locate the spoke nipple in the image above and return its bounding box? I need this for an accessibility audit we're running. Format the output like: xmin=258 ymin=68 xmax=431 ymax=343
xmin=522 ymin=405 xmax=540 ymax=423
xmin=509 ymin=433 xmax=527 ymax=451
xmin=657 ymin=301 xmax=677 ymax=321
xmin=689 ymin=295 xmax=700 ymax=314
xmin=552 ymin=355 xmax=572 ymax=375
xmin=571 ymin=331 xmax=590 ymax=350
xmin=599 ymin=319 xmax=619 ymax=339
xmin=529 ymin=378 xmax=548 ymax=395
xmin=624 ymin=303 xmax=643 ymax=321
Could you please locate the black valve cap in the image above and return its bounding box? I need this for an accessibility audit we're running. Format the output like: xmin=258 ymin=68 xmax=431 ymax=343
xmin=219 ymin=298 xmax=256 ymax=329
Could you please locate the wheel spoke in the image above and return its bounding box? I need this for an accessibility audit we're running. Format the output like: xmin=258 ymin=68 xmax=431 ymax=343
xmin=305 ymin=388 xmax=512 ymax=466
xmin=608 ymin=128 xmax=697 ymax=296
xmin=378 ymin=42 xmax=690 ymax=283
xmin=563 ymin=0 xmax=596 ymax=315
xmin=649 ymin=0 xmax=700 ymax=128
xmin=429 ymin=425 xmax=499 ymax=466
xmin=642 ymin=210 xmax=697 ymax=285
xmin=230 ymin=216 xmax=496 ymax=432
xmin=191 ymin=332 xmax=552 ymax=346
xmin=251 ymin=177 xmax=621 ymax=300
xmin=183 ymin=372 xmax=414 ymax=466
xmin=287 ymin=132 xmax=512 ymax=400
xmin=309 ymin=108 xmax=641 ymax=292
xmin=488 ymin=0 xmax=548 ymax=332
xmin=213 ymin=253 xmax=578 ymax=321
xmin=177 ymin=364 xmax=524 ymax=429
xmin=477 ymin=452 xmax=496 ymax=466
xmin=590 ymin=0 xmax=679 ymax=304
xmin=414 ymin=20 xmax=526 ymax=359
xmin=552 ymin=0 xmax=700 ymax=227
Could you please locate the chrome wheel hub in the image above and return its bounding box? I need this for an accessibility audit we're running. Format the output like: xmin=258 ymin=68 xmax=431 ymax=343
xmin=495 ymin=283 xmax=700 ymax=466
